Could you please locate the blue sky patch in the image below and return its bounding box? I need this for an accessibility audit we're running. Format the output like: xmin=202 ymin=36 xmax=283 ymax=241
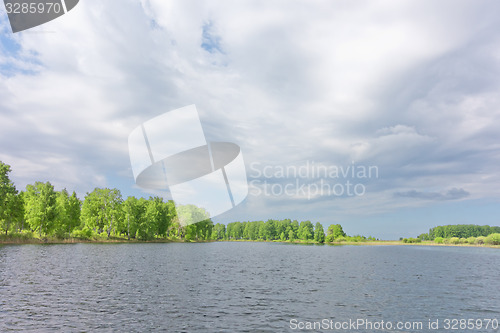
xmin=201 ymin=21 xmax=223 ymax=54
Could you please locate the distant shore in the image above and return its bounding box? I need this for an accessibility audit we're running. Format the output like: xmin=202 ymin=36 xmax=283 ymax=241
xmin=1 ymin=237 xmax=499 ymax=248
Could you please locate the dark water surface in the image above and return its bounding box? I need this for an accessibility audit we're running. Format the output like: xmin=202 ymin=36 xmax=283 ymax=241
xmin=0 ymin=242 xmax=499 ymax=332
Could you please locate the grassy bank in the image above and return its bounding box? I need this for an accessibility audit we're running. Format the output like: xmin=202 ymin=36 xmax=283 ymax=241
xmin=0 ymin=232 xmax=191 ymax=245
xmin=2 ymin=233 xmax=498 ymax=248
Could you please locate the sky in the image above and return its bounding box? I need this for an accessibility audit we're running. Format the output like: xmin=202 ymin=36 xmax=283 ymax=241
xmin=1 ymin=0 xmax=500 ymax=239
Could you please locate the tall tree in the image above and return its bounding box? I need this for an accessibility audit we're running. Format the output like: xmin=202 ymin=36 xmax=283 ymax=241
xmin=81 ymin=188 xmax=123 ymax=237
xmin=1 ymin=190 xmax=23 ymax=235
xmin=67 ymin=191 xmax=81 ymax=233
xmin=314 ymin=222 xmax=325 ymax=243
xmin=53 ymin=189 xmax=81 ymax=237
xmin=137 ymin=196 xmax=170 ymax=240
xmin=326 ymin=224 xmax=346 ymax=242
xmin=24 ymin=181 xmax=57 ymax=237
xmin=298 ymin=220 xmax=314 ymax=240
xmin=212 ymin=223 xmax=226 ymax=240
xmin=54 ymin=189 xmax=71 ymax=237
xmin=121 ymin=196 xmax=144 ymax=240
xmin=0 ymin=161 xmax=19 ymax=235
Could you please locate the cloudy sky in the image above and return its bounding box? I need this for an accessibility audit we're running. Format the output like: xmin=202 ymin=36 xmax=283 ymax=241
xmin=1 ymin=0 xmax=500 ymax=239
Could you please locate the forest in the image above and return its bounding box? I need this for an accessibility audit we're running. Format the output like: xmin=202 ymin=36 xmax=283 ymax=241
xmin=1 ymin=161 xmax=499 ymax=245
xmin=0 ymin=161 xmax=356 ymax=243
xmin=411 ymin=224 xmax=500 ymax=245
xmin=422 ymin=224 xmax=500 ymax=239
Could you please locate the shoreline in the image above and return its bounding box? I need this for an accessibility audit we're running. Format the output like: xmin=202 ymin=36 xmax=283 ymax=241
xmin=1 ymin=237 xmax=499 ymax=248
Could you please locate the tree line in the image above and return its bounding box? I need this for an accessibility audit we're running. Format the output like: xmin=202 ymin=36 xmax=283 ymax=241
xmin=398 ymin=224 xmax=500 ymax=245
xmin=418 ymin=224 xmax=500 ymax=240
xmin=0 ymin=161 xmax=213 ymax=241
xmin=212 ymin=220 xmax=375 ymax=243
xmin=1 ymin=161 xmax=358 ymax=243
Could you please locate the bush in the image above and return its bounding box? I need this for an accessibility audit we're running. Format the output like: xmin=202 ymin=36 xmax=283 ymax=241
xmin=404 ymin=237 xmax=421 ymax=243
xmin=466 ymin=237 xmax=476 ymax=244
xmin=475 ymin=236 xmax=486 ymax=245
xmin=434 ymin=237 xmax=444 ymax=244
xmin=346 ymin=235 xmax=367 ymax=242
xmin=485 ymin=233 xmax=500 ymax=245
xmin=0 ymin=231 xmax=35 ymax=242
xmin=418 ymin=233 xmax=431 ymax=241
xmin=459 ymin=237 xmax=468 ymax=244
xmin=70 ymin=228 xmax=93 ymax=240
xmin=449 ymin=237 xmax=460 ymax=245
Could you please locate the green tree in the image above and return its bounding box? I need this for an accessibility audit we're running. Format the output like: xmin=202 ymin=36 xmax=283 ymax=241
xmin=244 ymin=221 xmax=259 ymax=240
xmin=428 ymin=224 xmax=500 ymax=240
xmin=24 ymin=181 xmax=57 ymax=237
xmin=0 ymin=161 xmax=19 ymax=235
xmin=81 ymin=188 xmax=123 ymax=237
xmin=53 ymin=189 xmax=81 ymax=238
xmin=121 ymin=196 xmax=144 ymax=239
xmin=227 ymin=221 xmax=243 ymax=240
xmin=290 ymin=220 xmax=299 ymax=239
xmin=298 ymin=220 xmax=314 ymax=240
xmin=184 ymin=218 xmax=213 ymax=241
xmin=326 ymin=224 xmax=346 ymax=242
xmin=54 ymin=189 xmax=70 ymax=237
xmin=212 ymin=223 xmax=226 ymax=240
xmin=264 ymin=219 xmax=276 ymax=240
xmin=136 ymin=196 xmax=173 ymax=240
xmin=314 ymin=222 xmax=325 ymax=243
xmin=167 ymin=214 xmax=183 ymax=239
xmin=176 ymin=204 xmax=210 ymax=227
xmin=11 ymin=191 xmax=25 ymax=233
xmin=67 ymin=191 xmax=81 ymax=232
xmin=485 ymin=233 xmax=500 ymax=245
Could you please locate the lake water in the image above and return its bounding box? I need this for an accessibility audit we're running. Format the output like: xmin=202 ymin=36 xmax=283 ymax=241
xmin=0 ymin=242 xmax=499 ymax=332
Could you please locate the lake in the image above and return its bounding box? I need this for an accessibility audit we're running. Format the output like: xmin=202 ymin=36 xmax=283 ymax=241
xmin=0 ymin=242 xmax=499 ymax=332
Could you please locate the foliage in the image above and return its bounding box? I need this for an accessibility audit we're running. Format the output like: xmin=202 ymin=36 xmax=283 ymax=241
xmin=81 ymin=188 xmax=123 ymax=237
xmin=485 ymin=233 xmax=500 ymax=245
xmin=70 ymin=227 xmax=94 ymax=240
xmin=53 ymin=189 xmax=81 ymax=238
xmin=417 ymin=233 xmax=431 ymax=241
xmin=475 ymin=236 xmax=486 ymax=245
xmin=423 ymin=224 xmax=500 ymax=240
xmin=221 ymin=219 xmax=326 ymax=242
xmin=3 ymin=161 xmax=500 ymax=246
xmin=325 ymin=224 xmax=346 ymax=242
xmin=24 ymin=181 xmax=57 ymax=237
xmin=0 ymin=162 xmax=20 ymax=235
xmin=0 ymin=160 xmax=212 ymax=242
xmin=211 ymin=223 xmax=226 ymax=240
xmin=314 ymin=222 xmax=325 ymax=243
xmin=298 ymin=221 xmax=314 ymax=241
xmin=0 ymin=230 xmax=34 ymax=242
xmin=402 ymin=237 xmax=421 ymax=243
xmin=466 ymin=237 xmax=476 ymax=244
